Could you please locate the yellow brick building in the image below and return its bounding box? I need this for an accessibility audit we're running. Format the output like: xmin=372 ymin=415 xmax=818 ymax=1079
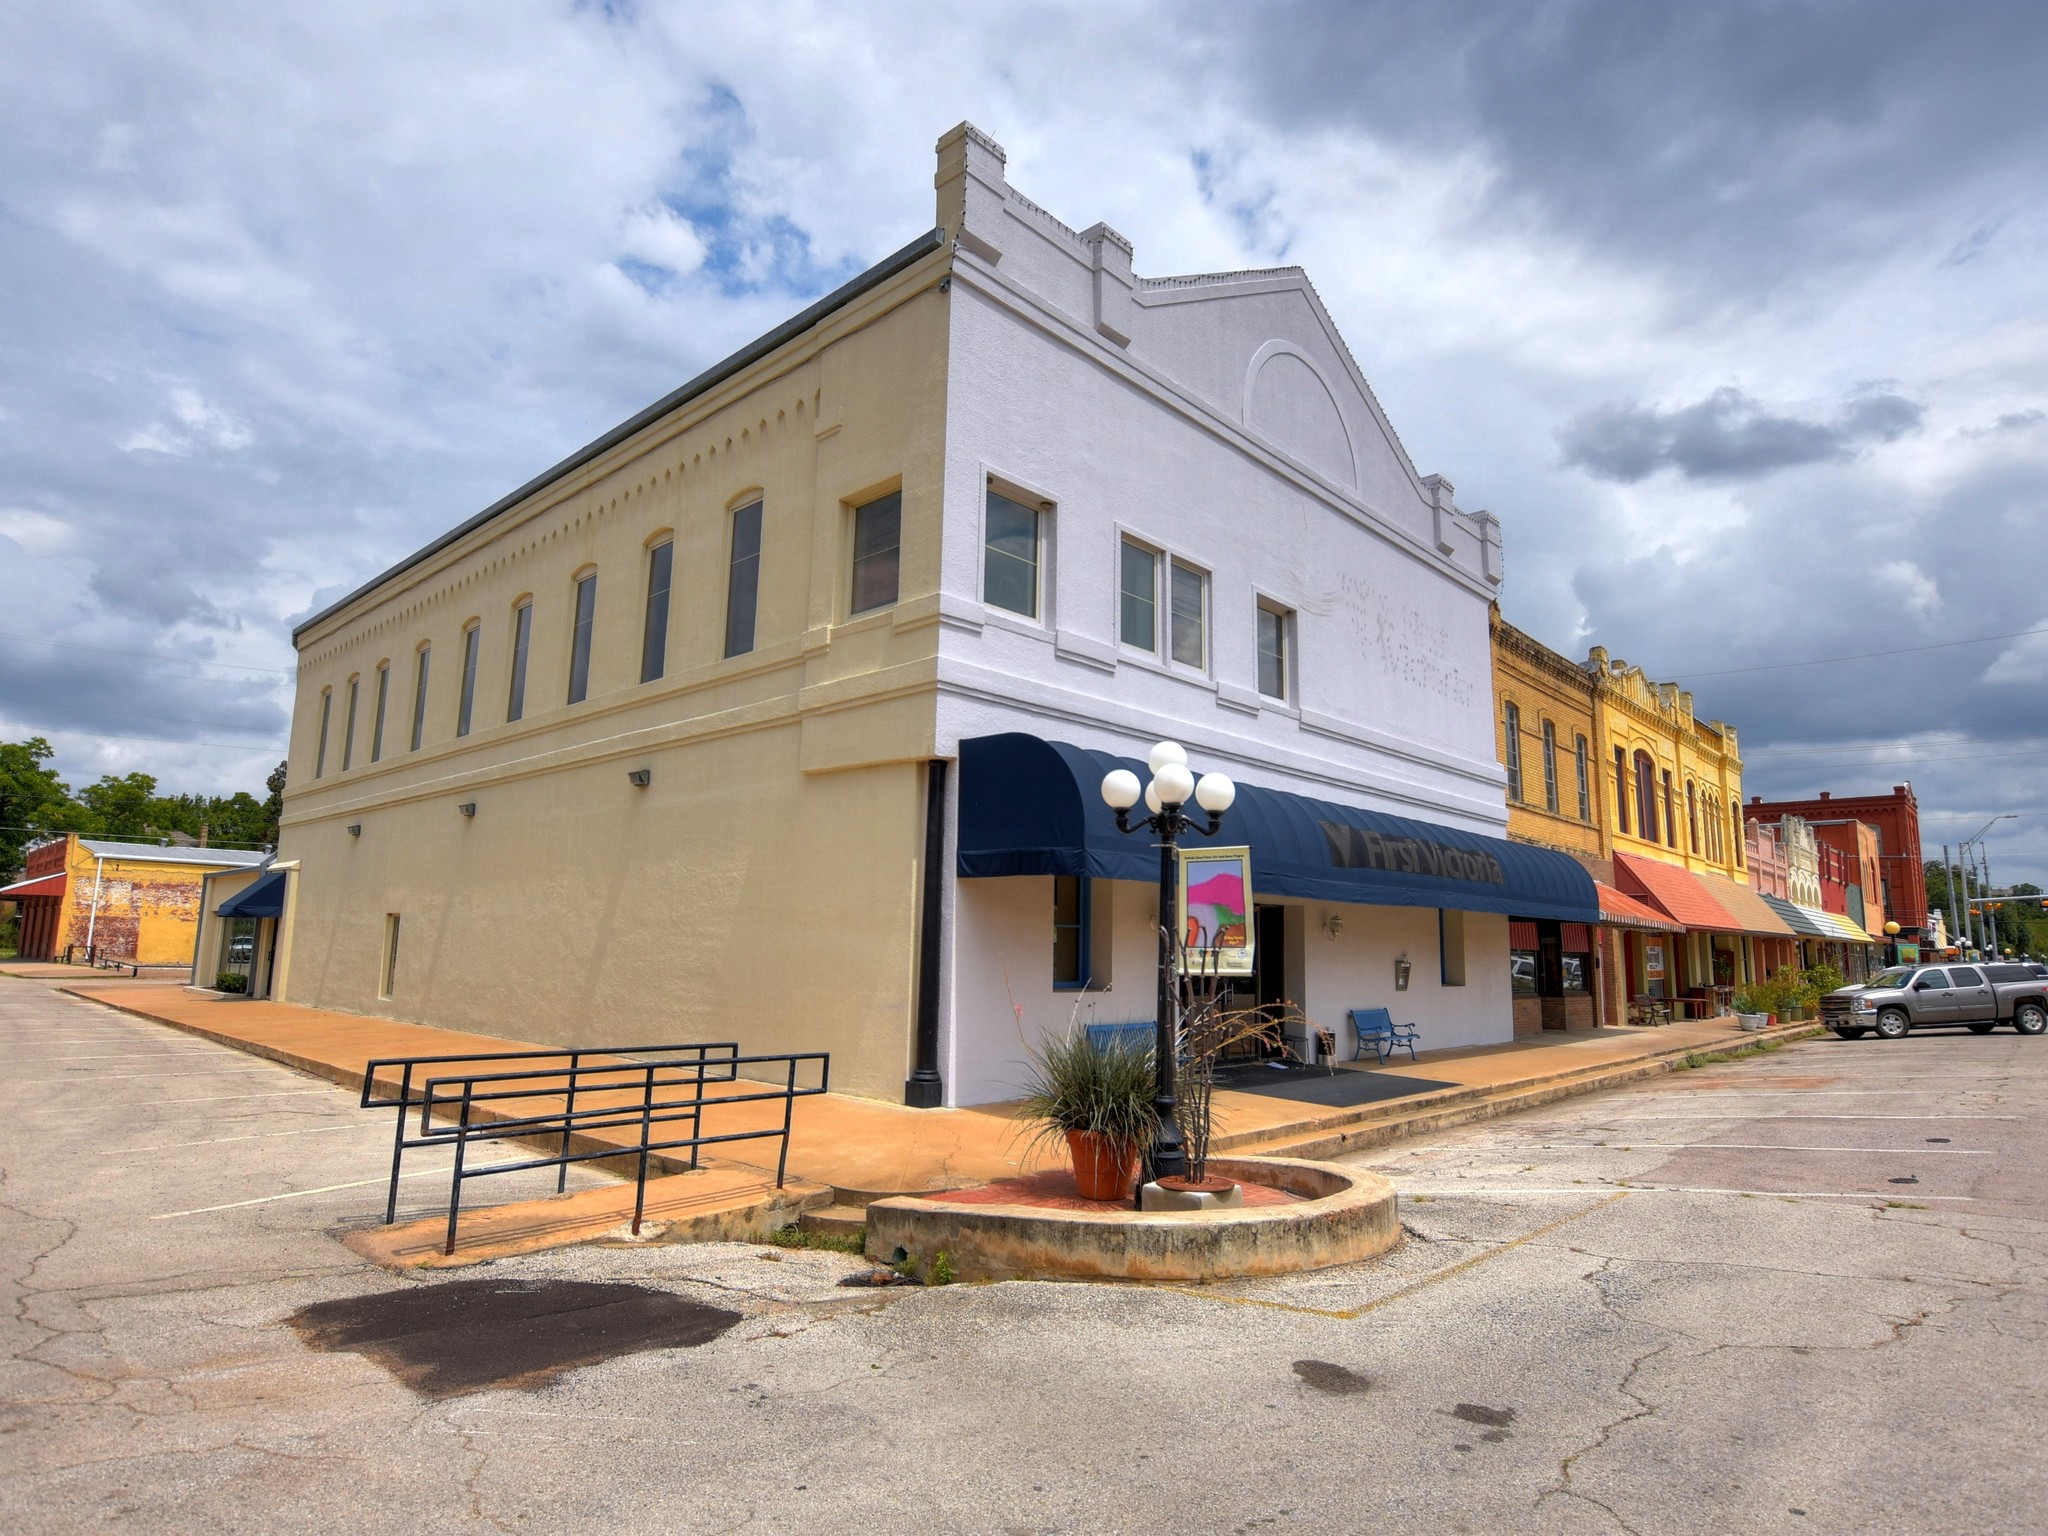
xmin=1 ymin=835 xmax=267 ymax=966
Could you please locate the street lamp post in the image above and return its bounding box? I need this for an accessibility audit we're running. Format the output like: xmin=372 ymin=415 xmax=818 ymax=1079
xmin=1100 ymin=741 xmax=1236 ymax=1184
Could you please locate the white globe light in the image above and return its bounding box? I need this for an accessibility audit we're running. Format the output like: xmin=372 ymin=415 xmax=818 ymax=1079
xmin=1153 ymin=762 xmax=1196 ymax=806
xmin=1100 ymin=769 xmax=1142 ymax=811
xmin=1195 ymin=772 xmax=1236 ymax=813
xmin=1147 ymin=740 xmax=1188 ymax=776
xmin=1144 ymin=779 xmax=1164 ymax=814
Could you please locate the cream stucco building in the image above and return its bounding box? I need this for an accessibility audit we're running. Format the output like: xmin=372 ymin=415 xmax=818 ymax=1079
xmin=271 ymin=125 xmax=1599 ymax=1105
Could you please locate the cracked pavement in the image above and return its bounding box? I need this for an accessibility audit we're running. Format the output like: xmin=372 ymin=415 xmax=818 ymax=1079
xmin=3 ymin=976 xmax=2043 ymax=1534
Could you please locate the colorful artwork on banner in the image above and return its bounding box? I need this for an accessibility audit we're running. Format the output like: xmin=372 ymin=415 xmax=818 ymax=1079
xmin=1179 ymin=845 xmax=1254 ymax=977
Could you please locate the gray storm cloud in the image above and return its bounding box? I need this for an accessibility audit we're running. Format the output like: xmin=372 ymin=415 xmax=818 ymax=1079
xmin=1557 ymin=387 xmax=1925 ymax=484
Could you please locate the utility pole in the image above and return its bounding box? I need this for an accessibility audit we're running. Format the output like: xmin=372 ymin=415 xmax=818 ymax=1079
xmin=1980 ymin=844 xmax=1997 ymax=956
xmin=1944 ymin=844 xmax=1961 ymax=947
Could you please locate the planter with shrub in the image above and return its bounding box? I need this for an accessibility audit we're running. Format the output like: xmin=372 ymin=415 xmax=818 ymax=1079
xmin=1014 ymin=1028 xmax=1156 ymax=1200
xmin=214 ymin=971 xmax=249 ymax=994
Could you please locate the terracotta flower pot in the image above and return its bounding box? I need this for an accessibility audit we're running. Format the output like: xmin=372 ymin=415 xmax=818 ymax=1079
xmin=1065 ymin=1129 xmax=1140 ymax=1201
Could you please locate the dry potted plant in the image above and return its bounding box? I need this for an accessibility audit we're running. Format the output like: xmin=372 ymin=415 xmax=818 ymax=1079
xmin=1171 ymin=947 xmax=1303 ymax=1192
xmin=1013 ymin=1027 xmax=1157 ymax=1200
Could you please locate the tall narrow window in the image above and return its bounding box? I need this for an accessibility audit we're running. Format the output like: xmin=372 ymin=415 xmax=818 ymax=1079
xmin=849 ymin=492 xmax=901 ymax=615
xmin=567 ymin=572 xmax=597 ymax=704
xmin=1503 ymin=702 xmax=1523 ymax=801
xmin=1687 ymin=781 xmax=1700 ymax=854
xmin=342 ymin=677 xmax=359 ymax=770
xmin=456 ymin=624 xmax=480 ymax=737
xmin=506 ymin=601 xmax=532 ymax=723
xmin=409 ymin=645 xmax=430 ymax=751
xmin=1575 ymin=735 xmax=1590 ymax=822
xmin=983 ymin=488 xmax=1040 ymax=618
xmin=370 ymin=663 xmax=390 ymax=763
xmin=1662 ymin=769 xmax=1676 ymax=848
xmin=314 ymin=689 xmax=332 ymax=779
xmin=1732 ymin=807 xmax=1743 ymax=868
xmin=1053 ymin=875 xmax=1091 ymax=989
xmin=1613 ymin=745 xmax=1629 ymax=834
xmin=640 ymin=541 xmax=674 ymax=683
xmin=1119 ymin=539 xmax=1157 ymax=651
xmin=1169 ymin=561 xmax=1206 ymax=668
xmin=1542 ymin=721 xmax=1559 ymax=811
xmin=379 ymin=913 xmax=400 ymax=1000
xmin=1257 ymin=602 xmax=1290 ymax=700
xmin=1634 ymin=751 xmax=1658 ymax=842
xmin=724 ymin=502 xmax=762 ymax=657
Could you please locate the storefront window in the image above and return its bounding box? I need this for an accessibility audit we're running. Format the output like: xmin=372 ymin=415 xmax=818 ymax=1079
xmin=1510 ymin=949 xmax=1538 ymax=996
xmin=1561 ymin=953 xmax=1590 ymax=993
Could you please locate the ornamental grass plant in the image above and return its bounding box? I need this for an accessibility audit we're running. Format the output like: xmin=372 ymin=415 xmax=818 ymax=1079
xmin=1012 ymin=1027 xmax=1157 ymax=1165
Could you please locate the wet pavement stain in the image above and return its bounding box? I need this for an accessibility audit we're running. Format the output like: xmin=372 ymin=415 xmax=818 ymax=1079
xmin=289 ymin=1278 xmax=741 ymax=1399
xmin=1292 ymin=1360 xmax=1372 ymax=1395
xmin=1450 ymin=1403 xmax=1516 ymax=1431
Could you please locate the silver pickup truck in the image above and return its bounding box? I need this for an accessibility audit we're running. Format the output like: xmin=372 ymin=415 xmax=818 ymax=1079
xmin=1821 ymin=962 xmax=2048 ymax=1040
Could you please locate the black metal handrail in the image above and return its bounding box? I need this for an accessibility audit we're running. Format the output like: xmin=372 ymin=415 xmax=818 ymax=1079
xmin=362 ymin=1042 xmax=739 ymax=1224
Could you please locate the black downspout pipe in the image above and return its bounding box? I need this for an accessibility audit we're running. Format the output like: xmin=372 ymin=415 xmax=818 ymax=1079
xmin=905 ymin=758 xmax=948 ymax=1108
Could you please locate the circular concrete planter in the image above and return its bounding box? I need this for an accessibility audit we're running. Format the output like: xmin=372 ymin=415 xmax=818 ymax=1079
xmin=863 ymin=1155 xmax=1398 ymax=1283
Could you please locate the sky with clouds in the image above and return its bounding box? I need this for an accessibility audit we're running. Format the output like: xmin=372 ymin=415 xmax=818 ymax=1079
xmin=3 ymin=1 xmax=2044 ymax=887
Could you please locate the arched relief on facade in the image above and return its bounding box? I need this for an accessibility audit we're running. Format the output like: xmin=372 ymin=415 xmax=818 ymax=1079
xmin=1243 ymin=340 xmax=1358 ymax=492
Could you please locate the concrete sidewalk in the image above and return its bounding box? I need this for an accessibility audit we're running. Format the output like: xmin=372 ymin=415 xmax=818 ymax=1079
xmin=55 ymin=981 xmax=1818 ymax=1205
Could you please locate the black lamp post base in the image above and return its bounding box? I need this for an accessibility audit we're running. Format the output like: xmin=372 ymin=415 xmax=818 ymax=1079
xmin=903 ymin=1076 xmax=944 ymax=1109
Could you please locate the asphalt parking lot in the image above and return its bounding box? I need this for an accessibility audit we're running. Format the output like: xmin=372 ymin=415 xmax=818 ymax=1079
xmin=3 ymin=976 xmax=2042 ymax=1535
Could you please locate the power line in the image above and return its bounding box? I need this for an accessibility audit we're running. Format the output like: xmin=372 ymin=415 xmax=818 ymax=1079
xmin=1675 ymin=624 xmax=2048 ymax=679
xmin=1 ymin=724 xmax=284 ymax=753
xmin=0 ymin=629 xmax=295 ymax=677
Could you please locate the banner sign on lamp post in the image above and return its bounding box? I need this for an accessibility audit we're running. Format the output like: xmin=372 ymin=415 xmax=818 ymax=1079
xmin=1179 ymin=845 xmax=1255 ymax=977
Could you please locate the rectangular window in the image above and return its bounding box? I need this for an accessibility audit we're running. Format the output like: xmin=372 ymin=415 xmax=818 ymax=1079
xmin=1256 ymin=602 xmax=1290 ymax=700
xmin=1613 ymin=746 xmax=1629 ymax=834
xmin=1687 ymin=782 xmax=1700 ymax=854
xmin=409 ymin=646 xmax=430 ymax=751
xmin=849 ymin=491 xmax=901 ymax=615
xmin=1575 ymin=736 xmax=1591 ymax=822
xmin=456 ymin=625 xmax=480 ymax=737
xmin=1119 ymin=539 xmax=1157 ymax=651
xmin=341 ymin=678 xmax=359 ymax=770
xmin=1053 ymin=875 xmax=1091 ymax=989
xmin=1439 ymin=909 xmax=1467 ymax=986
xmin=1662 ymin=769 xmax=1676 ymax=848
xmin=1511 ymin=949 xmax=1538 ymax=996
xmin=1542 ymin=721 xmax=1559 ymax=813
xmin=567 ymin=572 xmax=597 ymax=704
xmin=641 ymin=541 xmax=673 ymax=683
xmin=370 ymin=664 xmax=390 ymax=763
xmin=1169 ymin=561 xmax=1206 ymax=668
xmin=379 ymin=913 xmax=400 ymax=1001
xmin=725 ymin=501 xmax=762 ymax=657
xmin=314 ymin=690 xmax=332 ymax=779
xmin=983 ymin=488 xmax=1040 ymax=618
xmin=1503 ymin=703 xmax=1523 ymax=801
xmin=506 ymin=602 xmax=532 ymax=722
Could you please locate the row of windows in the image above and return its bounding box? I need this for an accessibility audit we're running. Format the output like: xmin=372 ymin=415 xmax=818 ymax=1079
xmin=1502 ymin=703 xmax=1593 ymax=823
xmin=1609 ymin=745 xmax=1743 ymax=867
xmin=313 ymin=481 xmax=1306 ymax=778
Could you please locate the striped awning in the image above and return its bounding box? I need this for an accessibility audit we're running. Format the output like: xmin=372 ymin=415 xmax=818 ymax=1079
xmin=1596 ymin=881 xmax=1672 ymax=931
xmin=1760 ymin=894 xmax=1874 ymax=943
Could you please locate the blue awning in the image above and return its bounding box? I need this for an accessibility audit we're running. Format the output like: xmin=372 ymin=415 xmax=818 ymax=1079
xmin=957 ymin=734 xmax=1599 ymax=922
xmin=216 ymin=868 xmax=287 ymax=919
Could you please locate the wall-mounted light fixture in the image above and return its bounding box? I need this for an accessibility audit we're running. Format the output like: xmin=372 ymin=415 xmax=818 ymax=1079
xmin=1323 ymin=912 xmax=1345 ymax=939
xmin=457 ymin=802 xmax=476 ymax=818
xmin=1394 ymin=951 xmax=1413 ymax=991
xmin=345 ymin=824 xmax=362 ymax=838
xmin=627 ymin=768 xmax=652 ymax=788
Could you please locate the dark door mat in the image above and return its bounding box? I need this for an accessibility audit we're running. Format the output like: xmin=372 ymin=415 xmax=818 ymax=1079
xmin=290 ymin=1278 xmax=740 ymax=1398
xmin=1212 ymin=1062 xmax=1458 ymax=1107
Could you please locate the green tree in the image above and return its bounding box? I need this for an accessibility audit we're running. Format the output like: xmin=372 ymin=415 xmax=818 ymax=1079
xmin=75 ymin=773 xmax=161 ymax=840
xmin=0 ymin=737 xmax=76 ymax=882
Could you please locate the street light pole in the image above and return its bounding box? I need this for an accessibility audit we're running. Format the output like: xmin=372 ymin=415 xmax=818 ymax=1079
xmin=1100 ymin=741 xmax=1236 ymax=1185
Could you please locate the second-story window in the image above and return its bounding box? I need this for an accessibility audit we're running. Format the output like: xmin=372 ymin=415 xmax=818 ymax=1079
xmin=1574 ymin=735 xmax=1590 ymax=822
xmin=370 ymin=663 xmax=390 ymax=763
xmin=1542 ymin=721 xmax=1559 ymax=812
xmin=1119 ymin=539 xmax=1157 ymax=651
xmin=641 ymin=540 xmax=673 ymax=683
xmin=1732 ymin=806 xmax=1743 ymax=868
xmin=725 ymin=501 xmax=762 ymax=657
xmin=1633 ymin=751 xmax=1657 ymax=841
xmin=850 ymin=491 xmax=901 ymax=615
xmin=341 ymin=676 xmax=359 ymax=770
xmin=1503 ymin=702 xmax=1523 ymax=801
xmin=1661 ymin=769 xmax=1676 ymax=848
xmin=314 ymin=688 xmax=332 ymax=780
xmin=1170 ymin=561 xmax=1207 ymax=668
xmin=456 ymin=623 xmax=480 ymax=737
xmin=1257 ymin=601 xmax=1291 ymax=700
xmin=1687 ymin=781 xmax=1700 ymax=854
xmin=409 ymin=645 xmax=431 ymax=751
xmin=1613 ymin=745 xmax=1629 ymax=834
xmin=983 ymin=488 xmax=1040 ymax=618
xmin=506 ymin=600 xmax=532 ymax=723
xmin=567 ymin=572 xmax=597 ymax=704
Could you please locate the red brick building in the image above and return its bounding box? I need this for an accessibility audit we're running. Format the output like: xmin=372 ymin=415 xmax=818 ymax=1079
xmin=1745 ymin=785 xmax=1924 ymax=934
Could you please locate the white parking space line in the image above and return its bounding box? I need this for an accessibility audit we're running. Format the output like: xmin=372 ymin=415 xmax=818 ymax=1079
xmin=27 ymin=1089 xmax=336 ymax=1108
xmin=101 ymin=1124 xmax=365 ymax=1154
xmin=153 ymin=1159 xmax=523 ymax=1218
xmin=1404 ymin=1185 xmax=1978 ymax=1201
xmin=1589 ymin=1113 xmax=2017 ymax=1121
xmin=1408 ymin=1142 xmax=1993 ymax=1156
xmin=18 ymin=1070 xmax=283 ymax=1082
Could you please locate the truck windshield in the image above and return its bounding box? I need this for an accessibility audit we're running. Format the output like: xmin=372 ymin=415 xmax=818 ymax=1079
xmin=1863 ymin=968 xmax=1916 ymax=989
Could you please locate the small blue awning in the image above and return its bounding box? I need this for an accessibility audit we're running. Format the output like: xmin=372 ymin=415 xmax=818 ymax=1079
xmin=957 ymin=734 xmax=1599 ymax=922
xmin=216 ymin=868 xmax=287 ymax=919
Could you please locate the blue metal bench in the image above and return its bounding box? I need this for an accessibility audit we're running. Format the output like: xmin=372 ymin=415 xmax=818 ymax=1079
xmin=1084 ymin=1022 xmax=1155 ymax=1054
xmin=1348 ymin=1007 xmax=1419 ymax=1064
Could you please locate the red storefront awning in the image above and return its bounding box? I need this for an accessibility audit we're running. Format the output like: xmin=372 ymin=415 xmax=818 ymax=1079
xmin=1614 ymin=853 xmax=1740 ymax=931
xmin=0 ymin=872 xmax=66 ymax=900
xmin=1596 ymin=881 xmax=1674 ymax=931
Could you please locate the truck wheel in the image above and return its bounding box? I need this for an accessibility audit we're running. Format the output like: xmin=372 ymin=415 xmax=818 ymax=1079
xmin=2015 ymin=1002 xmax=2047 ymax=1037
xmin=1831 ymin=1027 xmax=1868 ymax=1040
xmin=1874 ymin=1010 xmax=1911 ymax=1040
xmin=1967 ymin=1023 xmax=1995 ymax=1034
